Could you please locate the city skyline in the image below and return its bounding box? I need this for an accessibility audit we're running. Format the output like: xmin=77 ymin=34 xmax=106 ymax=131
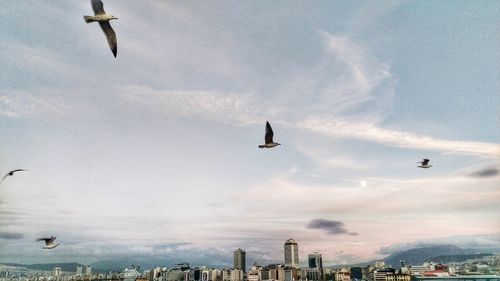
xmin=0 ymin=1 xmax=499 ymax=265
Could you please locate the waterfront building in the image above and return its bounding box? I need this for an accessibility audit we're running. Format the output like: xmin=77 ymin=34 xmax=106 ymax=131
xmin=412 ymin=275 xmax=499 ymax=281
xmin=422 ymin=271 xmax=449 ymax=277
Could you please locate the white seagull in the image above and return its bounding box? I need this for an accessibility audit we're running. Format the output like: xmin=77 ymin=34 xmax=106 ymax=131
xmin=84 ymin=0 xmax=118 ymax=57
xmin=417 ymin=159 xmax=432 ymax=168
xmin=259 ymin=121 xmax=281 ymax=149
xmin=36 ymin=236 xmax=60 ymax=249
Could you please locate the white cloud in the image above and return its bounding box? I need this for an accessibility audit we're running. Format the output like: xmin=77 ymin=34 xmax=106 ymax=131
xmin=241 ymin=171 xmax=500 ymax=218
xmin=300 ymin=118 xmax=500 ymax=158
xmin=0 ymin=89 xmax=73 ymax=119
xmin=118 ymin=85 xmax=265 ymax=125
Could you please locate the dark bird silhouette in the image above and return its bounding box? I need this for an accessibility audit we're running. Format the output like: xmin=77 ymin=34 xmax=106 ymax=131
xmin=1 ymin=169 xmax=27 ymax=182
xmin=84 ymin=0 xmax=118 ymax=57
xmin=259 ymin=121 xmax=281 ymax=149
xmin=417 ymin=159 xmax=432 ymax=168
xmin=36 ymin=236 xmax=60 ymax=249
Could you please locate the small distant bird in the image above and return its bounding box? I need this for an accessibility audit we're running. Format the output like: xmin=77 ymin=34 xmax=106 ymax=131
xmin=1 ymin=169 xmax=27 ymax=182
xmin=417 ymin=159 xmax=432 ymax=168
xmin=259 ymin=121 xmax=281 ymax=149
xmin=84 ymin=0 xmax=118 ymax=57
xmin=36 ymin=236 xmax=60 ymax=249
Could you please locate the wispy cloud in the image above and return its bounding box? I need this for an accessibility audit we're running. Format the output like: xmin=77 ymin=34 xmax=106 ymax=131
xmin=0 ymin=90 xmax=73 ymax=119
xmin=118 ymin=86 xmax=265 ymax=125
xmin=243 ymin=171 xmax=500 ymax=218
xmin=300 ymin=118 xmax=500 ymax=158
xmin=306 ymin=219 xmax=358 ymax=236
xmin=116 ymin=32 xmax=498 ymax=160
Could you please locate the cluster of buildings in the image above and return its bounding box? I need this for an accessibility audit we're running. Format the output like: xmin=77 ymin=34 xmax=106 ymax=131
xmin=139 ymin=239 xmax=499 ymax=281
xmin=0 ymin=264 xmax=100 ymax=281
xmin=1 ymin=239 xmax=499 ymax=281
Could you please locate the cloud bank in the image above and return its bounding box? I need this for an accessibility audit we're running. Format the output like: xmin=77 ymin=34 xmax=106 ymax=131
xmin=306 ymin=219 xmax=358 ymax=236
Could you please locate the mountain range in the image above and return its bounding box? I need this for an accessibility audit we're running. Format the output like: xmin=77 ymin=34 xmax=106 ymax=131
xmin=382 ymin=244 xmax=485 ymax=267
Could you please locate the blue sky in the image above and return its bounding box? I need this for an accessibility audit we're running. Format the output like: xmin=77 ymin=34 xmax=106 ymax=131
xmin=0 ymin=1 xmax=499 ymax=266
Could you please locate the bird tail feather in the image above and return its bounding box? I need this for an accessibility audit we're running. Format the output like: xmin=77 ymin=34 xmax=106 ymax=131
xmin=83 ymin=16 xmax=95 ymax=23
xmin=258 ymin=145 xmax=265 ymax=149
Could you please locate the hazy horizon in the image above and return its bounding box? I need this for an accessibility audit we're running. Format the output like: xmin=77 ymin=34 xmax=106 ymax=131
xmin=1 ymin=1 xmax=499 ymax=266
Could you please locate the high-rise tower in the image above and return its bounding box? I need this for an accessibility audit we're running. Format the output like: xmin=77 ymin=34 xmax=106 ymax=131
xmin=234 ymin=248 xmax=246 ymax=271
xmin=308 ymin=251 xmax=323 ymax=269
xmin=284 ymin=239 xmax=299 ymax=268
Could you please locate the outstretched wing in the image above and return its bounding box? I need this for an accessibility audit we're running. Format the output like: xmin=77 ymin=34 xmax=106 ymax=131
xmin=11 ymin=169 xmax=27 ymax=174
xmin=36 ymin=236 xmax=56 ymax=245
xmin=99 ymin=21 xmax=117 ymax=57
xmin=265 ymin=121 xmax=274 ymax=144
xmin=1 ymin=169 xmax=26 ymax=181
xmin=91 ymin=0 xmax=106 ymax=15
xmin=36 ymin=237 xmax=51 ymax=242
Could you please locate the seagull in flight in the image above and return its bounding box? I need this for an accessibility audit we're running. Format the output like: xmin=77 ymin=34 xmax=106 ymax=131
xmin=259 ymin=121 xmax=281 ymax=149
xmin=84 ymin=0 xmax=118 ymax=57
xmin=417 ymin=159 xmax=432 ymax=168
xmin=1 ymin=169 xmax=27 ymax=182
xmin=36 ymin=236 xmax=60 ymax=249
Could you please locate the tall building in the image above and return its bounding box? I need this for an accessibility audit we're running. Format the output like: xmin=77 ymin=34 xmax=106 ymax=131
xmin=234 ymin=248 xmax=246 ymax=271
xmin=149 ymin=267 xmax=161 ymax=281
xmin=350 ymin=267 xmax=363 ymax=280
xmin=83 ymin=266 xmax=92 ymax=276
xmin=284 ymin=239 xmax=299 ymax=268
xmin=76 ymin=266 xmax=83 ymax=276
xmin=53 ymin=267 xmax=61 ymax=277
xmin=308 ymin=251 xmax=323 ymax=269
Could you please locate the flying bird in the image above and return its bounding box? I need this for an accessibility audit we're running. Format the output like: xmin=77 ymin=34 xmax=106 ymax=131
xmin=1 ymin=169 xmax=27 ymax=182
xmin=84 ymin=0 xmax=118 ymax=57
xmin=417 ymin=159 xmax=432 ymax=168
xmin=259 ymin=121 xmax=281 ymax=149
xmin=36 ymin=236 xmax=60 ymax=249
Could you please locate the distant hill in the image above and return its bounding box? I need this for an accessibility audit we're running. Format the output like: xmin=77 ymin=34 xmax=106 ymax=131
xmin=0 ymin=263 xmax=83 ymax=272
xmin=429 ymin=253 xmax=494 ymax=264
xmin=383 ymin=245 xmax=479 ymax=267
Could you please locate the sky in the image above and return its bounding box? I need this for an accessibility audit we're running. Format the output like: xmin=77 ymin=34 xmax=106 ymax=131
xmin=0 ymin=0 xmax=499 ymax=267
